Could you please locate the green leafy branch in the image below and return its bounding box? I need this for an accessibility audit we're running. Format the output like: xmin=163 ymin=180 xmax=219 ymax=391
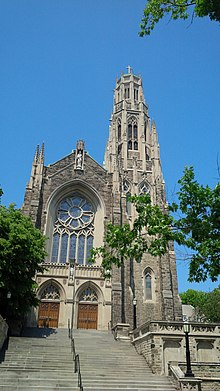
xmin=91 ymin=167 xmax=220 ymax=283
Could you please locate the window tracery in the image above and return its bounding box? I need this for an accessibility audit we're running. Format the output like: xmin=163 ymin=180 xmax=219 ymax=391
xmin=51 ymin=195 xmax=94 ymax=265
xmin=40 ymin=284 xmax=60 ymax=300
xmin=79 ymin=287 xmax=98 ymax=302
xmin=139 ymin=181 xmax=150 ymax=195
xmin=123 ymin=180 xmax=130 ymax=193
xmin=127 ymin=118 xmax=138 ymax=150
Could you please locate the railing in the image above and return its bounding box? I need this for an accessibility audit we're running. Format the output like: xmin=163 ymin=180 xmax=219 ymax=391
xmin=68 ymin=320 xmax=83 ymax=391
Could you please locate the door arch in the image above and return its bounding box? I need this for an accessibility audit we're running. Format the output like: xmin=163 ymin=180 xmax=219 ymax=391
xmin=77 ymin=286 xmax=98 ymax=329
xmin=38 ymin=283 xmax=61 ymax=328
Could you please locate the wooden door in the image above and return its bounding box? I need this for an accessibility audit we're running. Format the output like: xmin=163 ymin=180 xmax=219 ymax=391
xmin=38 ymin=302 xmax=60 ymax=328
xmin=77 ymin=304 xmax=98 ymax=329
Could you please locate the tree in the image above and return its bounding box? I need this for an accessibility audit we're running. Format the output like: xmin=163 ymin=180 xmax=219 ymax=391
xmin=139 ymin=0 xmax=220 ymax=36
xmin=180 ymin=286 xmax=220 ymax=322
xmin=180 ymin=289 xmax=207 ymax=320
xmin=91 ymin=167 xmax=220 ymax=282
xmin=0 ymin=190 xmax=46 ymax=319
xmin=202 ymin=285 xmax=220 ymax=322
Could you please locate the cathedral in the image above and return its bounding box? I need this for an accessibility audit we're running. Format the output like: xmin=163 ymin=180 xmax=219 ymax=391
xmin=22 ymin=68 xmax=182 ymax=330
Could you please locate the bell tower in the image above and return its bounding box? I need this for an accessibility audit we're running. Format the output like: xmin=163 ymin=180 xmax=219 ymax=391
xmin=105 ymin=68 xmax=182 ymax=328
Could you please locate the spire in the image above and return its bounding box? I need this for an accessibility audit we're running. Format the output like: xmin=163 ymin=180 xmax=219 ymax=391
xmin=152 ymin=120 xmax=159 ymax=159
xmin=39 ymin=142 xmax=45 ymax=164
xmin=34 ymin=144 xmax=40 ymax=164
xmin=28 ymin=143 xmax=45 ymax=189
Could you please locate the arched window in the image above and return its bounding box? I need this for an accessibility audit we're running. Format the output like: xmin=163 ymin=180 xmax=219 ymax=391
xmin=144 ymin=121 xmax=147 ymax=142
xmin=134 ymin=88 xmax=139 ymax=101
xmin=128 ymin=124 xmax=132 ymax=139
xmin=79 ymin=287 xmax=98 ymax=302
xmin=118 ymin=120 xmax=121 ymax=142
xmin=146 ymin=147 xmax=150 ymax=161
xmin=143 ymin=268 xmax=154 ymax=301
xmin=126 ymin=192 xmax=131 ymax=215
xmin=40 ymin=283 xmax=60 ymax=301
xmin=127 ymin=119 xmax=138 ymax=151
xmin=139 ymin=181 xmax=150 ymax=195
xmin=51 ymin=195 xmax=94 ymax=265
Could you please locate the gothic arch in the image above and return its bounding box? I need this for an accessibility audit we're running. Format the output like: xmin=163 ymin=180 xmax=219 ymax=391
xmin=75 ymin=281 xmax=104 ymax=330
xmin=37 ymin=279 xmax=66 ymax=302
xmin=117 ymin=118 xmax=122 ymax=142
xmin=37 ymin=279 xmax=66 ymax=328
xmin=75 ymin=281 xmax=104 ymax=304
xmin=44 ymin=179 xmax=105 ymax=263
xmin=138 ymin=180 xmax=151 ymax=195
xmin=127 ymin=116 xmax=138 ymax=151
xmin=143 ymin=267 xmax=155 ymax=301
xmin=127 ymin=115 xmax=138 ymax=124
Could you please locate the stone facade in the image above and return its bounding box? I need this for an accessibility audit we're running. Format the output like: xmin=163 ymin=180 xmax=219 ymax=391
xmin=22 ymin=68 xmax=182 ymax=331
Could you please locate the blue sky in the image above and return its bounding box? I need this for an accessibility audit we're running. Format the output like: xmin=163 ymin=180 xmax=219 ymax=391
xmin=0 ymin=0 xmax=219 ymax=292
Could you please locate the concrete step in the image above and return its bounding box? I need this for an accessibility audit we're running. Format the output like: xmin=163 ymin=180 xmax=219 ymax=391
xmin=73 ymin=329 xmax=177 ymax=391
xmin=0 ymin=387 xmax=79 ymax=391
xmin=0 ymin=328 xmax=79 ymax=391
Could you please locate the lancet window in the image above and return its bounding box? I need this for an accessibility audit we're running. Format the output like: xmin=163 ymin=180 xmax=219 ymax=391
xmin=117 ymin=120 xmax=121 ymax=142
xmin=127 ymin=119 xmax=138 ymax=150
xmin=139 ymin=181 xmax=150 ymax=195
xmin=143 ymin=268 xmax=153 ymax=301
xmin=51 ymin=195 xmax=94 ymax=265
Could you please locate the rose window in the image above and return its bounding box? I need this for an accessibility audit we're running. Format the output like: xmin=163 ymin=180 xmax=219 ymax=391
xmin=57 ymin=196 xmax=94 ymax=230
xmin=51 ymin=195 xmax=95 ymax=265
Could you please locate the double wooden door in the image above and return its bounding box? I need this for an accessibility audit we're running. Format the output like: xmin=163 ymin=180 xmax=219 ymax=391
xmin=38 ymin=302 xmax=60 ymax=328
xmin=77 ymin=303 xmax=98 ymax=329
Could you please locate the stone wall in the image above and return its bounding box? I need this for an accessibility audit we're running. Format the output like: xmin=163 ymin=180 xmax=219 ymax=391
xmin=131 ymin=321 xmax=220 ymax=375
xmin=0 ymin=315 xmax=8 ymax=349
xmin=179 ymin=363 xmax=220 ymax=391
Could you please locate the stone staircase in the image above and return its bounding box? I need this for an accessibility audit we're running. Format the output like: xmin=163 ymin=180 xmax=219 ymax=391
xmin=74 ymin=329 xmax=178 ymax=391
xmin=0 ymin=328 xmax=79 ymax=391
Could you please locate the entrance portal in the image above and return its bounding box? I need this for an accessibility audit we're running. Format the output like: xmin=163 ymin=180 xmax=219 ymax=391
xmin=77 ymin=286 xmax=98 ymax=329
xmin=37 ymin=283 xmax=61 ymax=328
xmin=38 ymin=302 xmax=60 ymax=328
xmin=77 ymin=303 xmax=98 ymax=329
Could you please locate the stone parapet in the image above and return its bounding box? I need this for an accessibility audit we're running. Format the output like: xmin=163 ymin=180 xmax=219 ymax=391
xmin=112 ymin=323 xmax=130 ymax=341
xmin=39 ymin=262 xmax=69 ymax=277
xmin=131 ymin=320 xmax=220 ymax=376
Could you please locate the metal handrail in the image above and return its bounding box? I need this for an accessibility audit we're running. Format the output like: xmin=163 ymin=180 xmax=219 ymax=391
xmin=69 ymin=328 xmax=83 ymax=391
xmin=75 ymin=354 xmax=83 ymax=390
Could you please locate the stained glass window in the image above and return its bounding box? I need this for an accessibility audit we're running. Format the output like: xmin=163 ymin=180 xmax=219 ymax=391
xmin=79 ymin=287 xmax=98 ymax=302
xmin=144 ymin=270 xmax=153 ymax=300
xmin=78 ymin=235 xmax=85 ymax=265
xmin=60 ymin=233 xmax=68 ymax=263
xmin=51 ymin=233 xmax=59 ymax=263
xmin=86 ymin=235 xmax=93 ymax=265
xmin=41 ymin=284 xmax=60 ymax=300
xmin=69 ymin=234 xmax=77 ymax=260
xmin=51 ymin=195 xmax=94 ymax=265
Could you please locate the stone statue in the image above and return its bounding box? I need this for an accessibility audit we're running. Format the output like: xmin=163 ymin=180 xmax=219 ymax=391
xmin=76 ymin=150 xmax=83 ymax=169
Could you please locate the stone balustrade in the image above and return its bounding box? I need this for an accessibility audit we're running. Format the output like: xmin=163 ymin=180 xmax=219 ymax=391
xmin=131 ymin=320 xmax=220 ymax=341
xmin=131 ymin=320 xmax=220 ymax=390
xmin=40 ymin=263 xmax=104 ymax=281
xmin=75 ymin=265 xmax=103 ymax=280
xmin=41 ymin=262 xmax=69 ymax=277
